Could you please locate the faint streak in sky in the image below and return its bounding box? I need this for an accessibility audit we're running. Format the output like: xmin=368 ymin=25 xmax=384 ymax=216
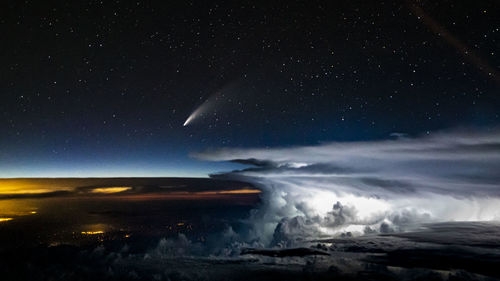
xmin=409 ymin=2 xmax=500 ymax=83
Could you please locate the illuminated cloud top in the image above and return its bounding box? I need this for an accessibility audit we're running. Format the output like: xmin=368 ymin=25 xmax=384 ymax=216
xmin=197 ymin=128 xmax=500 ymax=245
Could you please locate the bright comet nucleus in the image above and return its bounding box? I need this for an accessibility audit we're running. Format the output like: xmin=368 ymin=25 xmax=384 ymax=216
xmin=183 ymin=113 xmax=196 ymax=126
xmin=183 ymin=102 xmax=208 ymax=126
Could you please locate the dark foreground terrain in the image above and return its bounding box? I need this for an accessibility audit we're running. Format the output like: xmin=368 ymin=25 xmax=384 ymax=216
xmin=0 ymin=178 xmax=499 ymax=280
xmin=2 ymin=222 xmax=500 ymax=281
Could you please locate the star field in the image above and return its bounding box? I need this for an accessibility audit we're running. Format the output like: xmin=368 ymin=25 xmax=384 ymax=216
xmin=0 ymin=0 xmax=499 ymax=176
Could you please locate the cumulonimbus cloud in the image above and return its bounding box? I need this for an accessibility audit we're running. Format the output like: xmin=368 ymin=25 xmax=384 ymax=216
xmin=194 ymin=128 xmax=500 ymax=246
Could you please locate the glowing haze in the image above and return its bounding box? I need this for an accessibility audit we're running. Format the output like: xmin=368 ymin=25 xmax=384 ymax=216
xmin=197 ymin=128 xmax=500 ymax=246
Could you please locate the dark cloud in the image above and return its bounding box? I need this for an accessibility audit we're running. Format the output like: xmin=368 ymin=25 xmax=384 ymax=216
xmin=230 ymin=158 xmax=278 ymax=168
xmin=3 ymin=222 xmax=500 ymax=280
xmin=390 ymin=222 xmax=500 ymax=248
xmin=240 ymin=247 xmax=329 ymax=257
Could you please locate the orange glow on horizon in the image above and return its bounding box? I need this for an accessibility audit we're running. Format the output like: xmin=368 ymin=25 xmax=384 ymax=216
xmin=81 ymin=231 xmax=104 ymax=235
xmin=0 ymin=218 xmax=13 ymax=222
xmin=109 ymin=188 xmax=261 ymax=200
xmin=0 ymin=179 xmax=260 ymax=202
xmin=0 ymin=179 xmax=72 ymax=195
xmin=91 ymin=187 xmax=132 ymax=193
xmin=195 ymin=188 xmax=262 ymax=195
xmin=0 ymin=188 xmax=59 ymax=194
xmin=218 ymin=189 xmax=261 ymax=194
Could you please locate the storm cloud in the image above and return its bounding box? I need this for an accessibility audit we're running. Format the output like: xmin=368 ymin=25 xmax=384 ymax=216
xmin=196 ymin=128 xmax=500 ymax=245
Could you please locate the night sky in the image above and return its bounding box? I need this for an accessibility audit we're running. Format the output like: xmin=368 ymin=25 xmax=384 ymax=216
xmin=1 ymin=0 xmax=499 ymax=177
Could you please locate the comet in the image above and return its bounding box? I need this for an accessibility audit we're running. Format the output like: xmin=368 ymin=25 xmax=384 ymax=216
xmin=183 ymin=99 xmax=212 ymax=126
xmin=183 ymin=80 xmax=243 ymax=126
xmin=182 ymin=90 xmax=225 ymax=126
xmin=183 ymin=111 xmax=197 ymax=126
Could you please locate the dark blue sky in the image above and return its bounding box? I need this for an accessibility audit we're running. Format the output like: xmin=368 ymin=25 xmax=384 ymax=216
xmin=1 ymin=0 xmax=499 ymax=177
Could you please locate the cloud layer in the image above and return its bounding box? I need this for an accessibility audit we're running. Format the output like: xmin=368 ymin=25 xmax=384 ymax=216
xmin=196 ymin=128 xmax=500 ymax=245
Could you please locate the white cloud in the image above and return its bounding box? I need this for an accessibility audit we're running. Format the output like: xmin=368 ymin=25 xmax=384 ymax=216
xmin=196 ymin=128 xmax=500 ymax=245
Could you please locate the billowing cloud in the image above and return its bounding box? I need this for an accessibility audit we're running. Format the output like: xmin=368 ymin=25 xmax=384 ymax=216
xmin=195 ymin=128 xmax=500 ymax=245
